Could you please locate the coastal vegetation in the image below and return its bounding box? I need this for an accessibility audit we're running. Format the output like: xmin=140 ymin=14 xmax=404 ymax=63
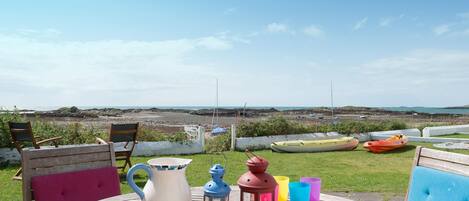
xmin=0 ymin=112 xmax=189 ymax=148
xmin=205 ymin=133 xmax=231 ymax=153
xmin=1 ymin=112 xmax=407 ymax=150
xmin=237 ymin=116 xmax=407 ymax=137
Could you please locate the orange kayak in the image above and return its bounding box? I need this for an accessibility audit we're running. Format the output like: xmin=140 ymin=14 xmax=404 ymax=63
xmin=363 ymin=134 xmax=408 ymax=153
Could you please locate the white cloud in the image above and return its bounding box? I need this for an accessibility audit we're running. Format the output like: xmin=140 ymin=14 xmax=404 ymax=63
xmin=362 ymin=49 xmax=469 ymax=83
xmin=463 ymin=28 xmax=469 ymax=35
xmin=266 ymin=23 xmax=289 ymax=33
xmin=433 ymin=24 xmax=450 ymax=36
xmin=303 ymin=25 xmax=324 ymax=38
xmin=17 ymin=28 xmax=62 ymax=37
xmin=379 ymin=17 xmax=394 ymax=27
xmin=353 ymin=17 xmax=368 ymax=30
xmin=379 ymin=15 xmax=404 ymax=27
xmin=0 ymin=33 xmax=239 ymax=106
xmin=223 ymin=7 xmax=237 ymax=15
xmin=431 ymin=12 xmax=469 ymax=37
xmin=458 ymin=12 xmax=469 ymax=20
xmin=356 ymin=49 xmax=469 ymax=106
xmin=196 ymin=36 xmax=232 ymax=50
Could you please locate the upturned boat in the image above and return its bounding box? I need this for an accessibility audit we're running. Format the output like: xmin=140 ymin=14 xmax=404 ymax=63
xmin=363 ymin=134 xmax=408 ymax=153
xmin=271 ymin=137 xmax=359 ymax=153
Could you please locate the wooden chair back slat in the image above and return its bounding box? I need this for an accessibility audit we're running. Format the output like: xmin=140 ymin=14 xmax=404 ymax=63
xmin=31 ymin=160 xmax=113 ymax=177
xmin=418 ymin=157 xmax=469 ymax=177
xmin=111 ymin=124 xmax=138 ymax=131
xmin=29 ymin=152 xmax=112 ymax=169
xmin=419 ymin=148 xmax=469 ymax=166
xmin=417 ymin=148 xmax=469 ymax=177
xmin=110 ymin=134 xmax=135 ymax=142
xmin=110 ymin=124 xmax=138 ymax=143
xmin=9 ymin=122 xmax=34 ymax=143
xmin=22 ymin=143 xmax=116 ymax=201
xmin=28 ymin=144 xmax=110 ymax=158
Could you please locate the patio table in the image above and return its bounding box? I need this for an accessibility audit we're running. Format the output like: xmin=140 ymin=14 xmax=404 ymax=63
xmin=100 ymin=186 xmax=353 ymax=201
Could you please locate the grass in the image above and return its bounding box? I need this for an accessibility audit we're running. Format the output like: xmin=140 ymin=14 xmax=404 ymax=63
xmin=435 ymin=133 xmax=469 ymax=139
xmin=1 ymin=142 xmax=468 ymax=200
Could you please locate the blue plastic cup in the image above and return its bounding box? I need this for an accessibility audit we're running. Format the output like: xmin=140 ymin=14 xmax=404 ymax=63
xmin=289 ymin=182 xmax=311 ymax=201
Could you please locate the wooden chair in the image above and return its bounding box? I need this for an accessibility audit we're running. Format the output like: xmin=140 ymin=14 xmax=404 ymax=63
xmin=22 ymin=143 xmax=119 ymax=201
xmin=9 ymin=122 xmax=62 ymax=180
xmin=96 ymin=123 xmax=139 ymax=171
xmin=406 ymin=146 xmax=469 ymax=201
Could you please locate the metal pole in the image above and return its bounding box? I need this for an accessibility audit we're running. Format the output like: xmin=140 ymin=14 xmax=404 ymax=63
xmin=216 ymin=78 xmax=219 ymax=125
xmin=330 ymin=80 xmax=334 ymax=122
xmin=243 ymin=102 xmax=247 ymax=119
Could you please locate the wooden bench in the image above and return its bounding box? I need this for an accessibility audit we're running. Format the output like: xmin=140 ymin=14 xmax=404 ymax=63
xmin=22 ymin=143 xmax=119 ymax=201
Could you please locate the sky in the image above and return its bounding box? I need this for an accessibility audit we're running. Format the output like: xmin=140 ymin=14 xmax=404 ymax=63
xmin=1 ymin=0 xmax=469 ymax=108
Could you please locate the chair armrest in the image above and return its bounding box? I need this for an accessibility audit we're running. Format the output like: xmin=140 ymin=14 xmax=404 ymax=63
xmin=36 ymin=136 xmax=62 ymax=145
xmin=96 ymin=137 xmax=108 ymax=144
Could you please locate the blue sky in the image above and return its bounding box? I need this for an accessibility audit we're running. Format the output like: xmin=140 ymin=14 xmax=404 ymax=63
xmin=1 ymin=1 xmax=469 ymax=108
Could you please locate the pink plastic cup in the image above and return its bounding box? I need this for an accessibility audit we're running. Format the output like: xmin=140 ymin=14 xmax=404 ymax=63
xmin=300 ymin=177 xmax=321 ymax=201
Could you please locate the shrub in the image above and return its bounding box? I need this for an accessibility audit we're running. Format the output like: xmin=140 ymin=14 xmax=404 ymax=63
xmin=139 ymin=128 xmax=189 ymax=143
xmin=0 ymin=111 xmax=22 ymax=147
xmin=32 ymin=121 xmax=107 ymax=145
xmin=331 ymin=120 xmax=407 ymax=134
xmin=205 ymin=133 xmax=231 ymax=153
xmin=0 ymin=113 xmax=189 ymax=148
xmin=237 ymin=116 xmax=312 ymax=137
xmin=237 ymin=116 xmax=408 ymax=137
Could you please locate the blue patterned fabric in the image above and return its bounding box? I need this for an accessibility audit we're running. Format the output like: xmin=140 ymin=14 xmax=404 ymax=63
xmin=408 ymin=166 xmax=469 ymax=201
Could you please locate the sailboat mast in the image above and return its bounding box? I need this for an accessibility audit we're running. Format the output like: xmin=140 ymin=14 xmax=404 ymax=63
xmin=211 ymin=79 xmax=217 ymax=128
xmin=330 ymin=80 xmax=334 ymax=120
xmin=243 ymin=102 xmax=247 ymax=119
xmin=216 ymin=78 xmax=219 ymax=124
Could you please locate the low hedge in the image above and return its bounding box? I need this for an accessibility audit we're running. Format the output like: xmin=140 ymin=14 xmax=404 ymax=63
xmin=0 ymin=112 xmax=189 ymax=148
xmin=205 ymin=133 xmax=231 ymax=153
xmin=237 ymin=116 xmax=407 ymax=137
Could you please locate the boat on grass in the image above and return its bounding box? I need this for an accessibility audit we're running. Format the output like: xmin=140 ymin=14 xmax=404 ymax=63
xmin=363 ymin=134 xmax=408 ymax=153
xmin=271 ymin=137 xmax=359 ymax=153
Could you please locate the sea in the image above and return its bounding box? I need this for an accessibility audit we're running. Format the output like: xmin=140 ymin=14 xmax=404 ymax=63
xmin=13 ymin=106 xmax=469 ymax=115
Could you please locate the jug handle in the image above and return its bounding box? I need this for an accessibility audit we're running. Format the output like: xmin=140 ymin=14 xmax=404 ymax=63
xmin=127 ymin=163 xmax=153 ymax=200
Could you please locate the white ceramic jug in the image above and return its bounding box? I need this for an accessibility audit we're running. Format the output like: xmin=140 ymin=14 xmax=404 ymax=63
xmin=127 ymin=157 xmax=192 ymax=201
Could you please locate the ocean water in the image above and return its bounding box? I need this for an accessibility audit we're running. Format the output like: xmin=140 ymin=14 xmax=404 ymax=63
xmin=18 ymin=105 xmax=469 ymax=115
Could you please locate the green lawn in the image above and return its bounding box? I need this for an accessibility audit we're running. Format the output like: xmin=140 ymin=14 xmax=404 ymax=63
xmin=1 ymin=142 xmax=468 ymax=200
xmin=435 ymin=133 xmax=469 ymax=139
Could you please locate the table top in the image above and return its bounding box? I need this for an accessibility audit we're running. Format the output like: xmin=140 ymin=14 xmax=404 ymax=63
xmin=100 ymin=186 xmax=353 ymax=201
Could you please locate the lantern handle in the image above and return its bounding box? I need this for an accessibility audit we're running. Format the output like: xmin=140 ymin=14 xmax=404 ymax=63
xmin=245 ymin=149 xmax=262 ymax=161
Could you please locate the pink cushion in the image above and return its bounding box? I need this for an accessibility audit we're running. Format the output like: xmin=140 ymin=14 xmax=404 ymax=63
xmin=32 ymin=166 xmax=121 ymax=201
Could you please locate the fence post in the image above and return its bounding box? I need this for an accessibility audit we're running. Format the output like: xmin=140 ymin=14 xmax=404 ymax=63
xmin=198 ymin=126 xmax=205 ymax=148
xmin=231 ymin=124 xmax=236 ymax=151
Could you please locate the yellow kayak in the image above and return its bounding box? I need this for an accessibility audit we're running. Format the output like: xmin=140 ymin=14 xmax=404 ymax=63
xmin=271 ymin=137 xmax=359 ymax=153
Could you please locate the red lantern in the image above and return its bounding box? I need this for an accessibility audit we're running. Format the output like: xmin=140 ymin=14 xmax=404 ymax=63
xmin=237 ymin=151 xmax=278 ymax=201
